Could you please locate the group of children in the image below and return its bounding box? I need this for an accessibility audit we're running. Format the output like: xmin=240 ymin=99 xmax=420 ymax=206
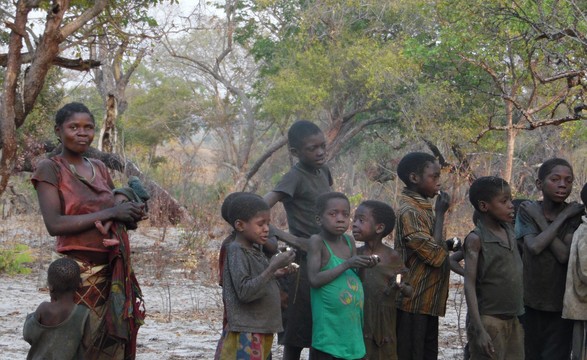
xmin=214 ymin=119 xmax=587 ymax=360
xmin=23 ymin=117 xmax=587 ymax=360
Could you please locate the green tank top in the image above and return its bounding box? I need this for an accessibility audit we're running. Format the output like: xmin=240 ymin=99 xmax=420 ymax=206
xmin=310 ymin=235 xmax=365 ymax=359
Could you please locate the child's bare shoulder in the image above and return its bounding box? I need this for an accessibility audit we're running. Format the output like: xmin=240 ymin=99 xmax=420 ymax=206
xmin=381 ymin=246 xmax=402 ymax=264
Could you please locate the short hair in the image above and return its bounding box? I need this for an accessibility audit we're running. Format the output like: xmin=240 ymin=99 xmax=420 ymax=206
xmin=581 ymin=182 xmax=587 ymax=207
xmin=227 ymin=193 xmax=269 ymax=227
xmin=469 ymin=176 xmax=510 ymax=212
xmin=316 ymin=192 xmax=350 ymax=216
xmin=287 ymin=120 xmax=323 ymax=150
xmin=396 ymin=152 xmax=437 ymax=186
xmin=537 ymin=158 xmax=573 ymax=181
xmin=221 ymin=192 xmax=248 ymax=224
xmin=359 ymin=200 xmax=396 ymax=237
xmin=47 ymin=258 xmax=81 ymax=294
xmin=55 ymin=102 xmax=95 ymax=126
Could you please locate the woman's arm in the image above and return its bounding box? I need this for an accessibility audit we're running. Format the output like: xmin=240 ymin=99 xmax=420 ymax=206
xmin=36 ymin=182 xmax=144 ymax=236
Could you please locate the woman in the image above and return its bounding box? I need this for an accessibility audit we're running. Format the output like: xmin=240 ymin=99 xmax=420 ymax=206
xmin=32 ymin=102 xmax=146 ymax=359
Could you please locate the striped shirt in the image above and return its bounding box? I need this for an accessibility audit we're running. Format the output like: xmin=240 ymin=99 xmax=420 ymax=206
xmin=394 ymin=188 xmax=450 ymax=316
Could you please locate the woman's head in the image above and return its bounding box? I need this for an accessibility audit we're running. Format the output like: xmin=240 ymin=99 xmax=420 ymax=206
xmin=536 ymin=158 xmax=574 ymax=203
xmin=55 ymin=102 xmax=95 ymax=127
xmin=54 ymin=102 xmax=96 ymax=155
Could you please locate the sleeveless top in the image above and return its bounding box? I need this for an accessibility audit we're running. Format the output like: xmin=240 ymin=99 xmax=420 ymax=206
xmin=310 ymin=235 xmax=365 ymax=359
xmin=472 ymin=221 xmax=524 ymax=316
xmin=23 ymin=304 xmax=90 ymax=360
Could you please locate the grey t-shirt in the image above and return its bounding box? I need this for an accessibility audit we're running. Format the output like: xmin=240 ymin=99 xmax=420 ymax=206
xmin=273 ymin=162 xmax=333 ymax=238
xmin=515 ymin=201 xmax=582 ymax=311
xmin=23 ymin=304 xmax=90 ymax=360
xmin=223 ymin=241 xmax=283 ymax=333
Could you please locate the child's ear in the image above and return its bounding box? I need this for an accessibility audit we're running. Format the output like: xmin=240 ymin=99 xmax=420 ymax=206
xmin=478 ymin=200 xmax=489 ymax=212
xmin=375 ymin=223 xmax=385 ymax=235
xmin=234 ymin=219 xmax=245 ymax=232
xmin=315 ymin=215 xmax=321 ymax=226
xmin=408 ymin=172 xmax=420 ymax=185
xmin=289 ymin=147 xmax=299 ymax=158
xmin=535 ymin=178 xmax=543 ymax=191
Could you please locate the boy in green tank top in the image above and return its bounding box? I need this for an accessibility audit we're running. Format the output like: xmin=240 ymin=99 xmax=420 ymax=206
xmin=307 ymin=192 xmax=378 ymax=360
xmin=464 ymin=177 xmax=524 ymax=360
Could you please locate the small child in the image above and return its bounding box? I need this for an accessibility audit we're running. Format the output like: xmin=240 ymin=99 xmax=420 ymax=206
xmin=393 ymin=152 xmax=454 ymax=360
xmin=562 ymin=182 xmax=587 ymax=360
xmin=216 ymin=193 xmax=297 ymax=360
xmin=515 ymin=158 xmax=584 ymax=360
xmin=95 ymin=176 xmax=150 ymax=247
xmin=263 ymin=120 xmax=333 ymax=359
xmin=23 ymin=257 xmax=90 ymax=360
xmin=464 ymin=176 xmax=524 ymax=360
xmin=307 ymin=192 xmax=377 ymax=360
xmin=354 ymin=200 xmax=412 ymax=360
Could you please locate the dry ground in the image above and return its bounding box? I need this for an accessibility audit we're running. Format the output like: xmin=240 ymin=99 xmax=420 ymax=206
xmin=0 ymin=215 xmax=467 ymax=359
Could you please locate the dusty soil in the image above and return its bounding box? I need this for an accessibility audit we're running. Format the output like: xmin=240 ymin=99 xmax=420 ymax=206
xmin=0 ymin=215 xmax=467 ymax=359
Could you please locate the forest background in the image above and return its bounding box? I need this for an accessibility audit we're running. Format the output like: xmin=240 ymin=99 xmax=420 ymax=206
xmin=0 ymin=0 xmax=587 ymax=357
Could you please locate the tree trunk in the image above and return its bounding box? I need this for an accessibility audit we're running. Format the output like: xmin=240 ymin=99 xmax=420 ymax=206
xmin=504 ymin=100 xmax=516 ymax=184
xmin=98 ymin=94 xmax=118 ymax=153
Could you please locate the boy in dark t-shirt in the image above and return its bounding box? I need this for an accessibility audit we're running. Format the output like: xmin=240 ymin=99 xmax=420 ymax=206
xmin=464 ymin=177 xmax=524 ymax=360
xmin=264 ymin=120 xmax=332 ymax=360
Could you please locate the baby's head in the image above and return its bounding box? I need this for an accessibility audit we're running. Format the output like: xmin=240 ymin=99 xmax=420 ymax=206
xmin=47 ymin=258 xmax=81 ymax=295
xmin=287 ymin=120 xmax=326 ymax=170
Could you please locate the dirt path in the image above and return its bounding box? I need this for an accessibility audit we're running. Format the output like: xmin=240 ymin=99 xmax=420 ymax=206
xmin=0 ymin=216 xmax=466 ymax=359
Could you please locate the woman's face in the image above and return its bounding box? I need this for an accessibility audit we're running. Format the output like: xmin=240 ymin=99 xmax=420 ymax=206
xmin=55 ymin=112 xmax=95 ymax=155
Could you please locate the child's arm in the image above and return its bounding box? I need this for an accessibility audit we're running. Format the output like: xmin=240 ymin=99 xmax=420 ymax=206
xmin=264 ymin=191 xmax=286 ymax=208
xmin=307 ymin=235 xmax=373 ymax=288
xmin=401 ymin=199 xmax=450 ymax=267
xmin=463 ymin=232 xmax=495 ymax=357
xmin=227 ymin=245 xmax=295 ymax=303
xmin=521 ymin=201 xmax=583 ymax=262
xmin=269 ymin=225 xmax=310 ymax=252
xmin=449 ymin=249 xmax=465 ymax=276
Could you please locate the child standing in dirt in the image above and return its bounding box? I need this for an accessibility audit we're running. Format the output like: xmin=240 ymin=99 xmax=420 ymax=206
xmin=516 ymin=158 xmax=584 ymax=360
xmin=562 ymin=182 xmax=587 ymax=360
xmin=307 ymin=192 xmax=376 ymax=359
xmin=216 ymin=193 xmax=297 ymax=360
xmin=354 ymin=200 xmax=412 ymax=360
xmin=23 ymin=257 xmax=90 ymax=360
xmin=263 ymin=120 xmax=332 ymax=360
xmin=464 ymin=176 xmax=524 ymax=360
xmin=393 ymin=152 xmax=455 ymax=360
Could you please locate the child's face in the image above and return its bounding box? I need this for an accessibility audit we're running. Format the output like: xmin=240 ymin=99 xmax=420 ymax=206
xmin=481 ymin=188 xmax=515 ymax=223
xmin=413 ymin=161 xmax=441 ymax=198
xmin=293 ymin=132 xmax=327 ymax=169
xmin=238 ymin=210 xmax=271 ymax=246
xmin=318 ymin=198 xmax=351 ymax=236
xmin=352 ymin=205 xmax=380 ymax=242
xmin=537 ymin=165 xmax=573 ymax=203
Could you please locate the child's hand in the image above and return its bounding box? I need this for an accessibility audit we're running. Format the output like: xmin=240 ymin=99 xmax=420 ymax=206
xmin=274 ymin=262 xmax=299 ymax=278
xmin=562 ymin=202 xmax=584 ymax=219
xmin=435 ymin=191 xmax=450 ymax=214
xmin=474 ymin=328 xmax=495 ymax=357
xmin=269 ymin=249 xmax=296 ymax=271
xmin=345 ymin=255 xmax=374 ymax=269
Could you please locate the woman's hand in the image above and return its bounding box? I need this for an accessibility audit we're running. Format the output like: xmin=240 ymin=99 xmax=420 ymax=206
xmin=110 ymin=201 xmax=145 ymax=223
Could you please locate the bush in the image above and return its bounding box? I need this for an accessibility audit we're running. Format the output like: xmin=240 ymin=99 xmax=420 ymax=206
xmin=0 ymin=243 xmax=33 ymax=275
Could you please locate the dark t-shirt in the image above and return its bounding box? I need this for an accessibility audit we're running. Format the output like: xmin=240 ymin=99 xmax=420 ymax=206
xmin=515 ymin=201 xmax=582 ymax=311
xmin=273 ymin=162 xmax=333 ymax=238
